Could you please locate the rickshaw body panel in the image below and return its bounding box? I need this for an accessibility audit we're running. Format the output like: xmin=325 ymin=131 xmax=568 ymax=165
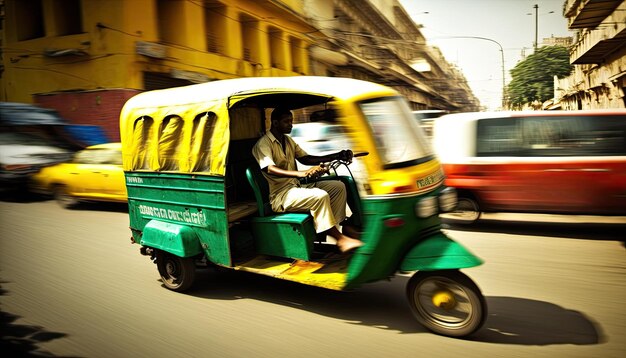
xmin=399 ymin=233 xmax=484 ymax=271
xmin=344 ymin=184 xmax=482 ymax=289
xmin=126 ymin=172 xmax=231 ymax=265
xmin=141 ymin=220 xmax=203 ymax=258
xmin=345 ymin=190 xmax=441 ymax=288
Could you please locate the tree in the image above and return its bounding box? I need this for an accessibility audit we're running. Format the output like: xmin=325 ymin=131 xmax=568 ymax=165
xmin=507 ymin=46 xmax=572 ymax=108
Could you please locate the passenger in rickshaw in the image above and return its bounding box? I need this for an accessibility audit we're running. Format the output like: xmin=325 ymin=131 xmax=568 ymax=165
xmin=252 ymin=107 xmax=363 ymax=253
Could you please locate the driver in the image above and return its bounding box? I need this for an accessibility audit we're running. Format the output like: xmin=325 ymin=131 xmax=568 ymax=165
xmin=252 ymin=107 xmax=363 ymax=253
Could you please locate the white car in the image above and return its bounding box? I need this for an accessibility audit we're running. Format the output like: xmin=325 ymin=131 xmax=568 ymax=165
xmin=0 ymin=132 xmax=73 ymax=191
xmin=290 ymin=122 xmax=348 ymax=156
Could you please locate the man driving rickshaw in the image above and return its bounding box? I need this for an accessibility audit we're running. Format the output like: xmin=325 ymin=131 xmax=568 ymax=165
xmin=252 ymin=107 xmax=362 ymax=253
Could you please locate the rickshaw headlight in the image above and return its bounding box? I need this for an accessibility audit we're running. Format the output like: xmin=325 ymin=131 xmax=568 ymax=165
xmin=438 ymin=187 xmax=457 ymax=212
xmin=416 ymin=196 xmax=438 ymax=218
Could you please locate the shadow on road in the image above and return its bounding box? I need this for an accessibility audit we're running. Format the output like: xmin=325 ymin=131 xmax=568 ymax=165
xmin=0 ymin=281 xmax=71 ymax=357
xmin=444 ymin=219 xmax=625 ymax=242
xmin=475 ymin=296 xmax=605 ymax=345
xmin=188 ymin=269 xmax=603 ymax=345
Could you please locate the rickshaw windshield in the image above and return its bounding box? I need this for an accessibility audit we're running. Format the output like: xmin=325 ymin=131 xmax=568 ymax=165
xmin=358 ymin=96 xmax=433 ymax=169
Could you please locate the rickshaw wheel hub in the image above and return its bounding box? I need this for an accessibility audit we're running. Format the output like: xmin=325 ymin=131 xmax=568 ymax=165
xmin=166 ymin=261 xmax=176 ymax=276
xmin=432 ymin=290 xmax=456 ymax=310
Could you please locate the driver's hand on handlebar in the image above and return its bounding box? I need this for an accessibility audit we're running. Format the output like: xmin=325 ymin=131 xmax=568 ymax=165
xmin=303 ymin=165 xmax=327 ymax=179
xmin=337 ymin=149 xmax=353 ymax=163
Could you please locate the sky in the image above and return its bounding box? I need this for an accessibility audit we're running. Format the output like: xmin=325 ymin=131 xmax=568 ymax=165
xmin=399 ymin=0 xmax=572 ymax=110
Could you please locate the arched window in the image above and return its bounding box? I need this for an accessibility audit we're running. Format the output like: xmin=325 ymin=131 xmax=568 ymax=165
xmin=158 ymin=116 xmax=183 ymax=171
xmin=131 ymin=116 xmax=154 ymax=170
xmin=191 ymin=112 xmax=217 ymax=172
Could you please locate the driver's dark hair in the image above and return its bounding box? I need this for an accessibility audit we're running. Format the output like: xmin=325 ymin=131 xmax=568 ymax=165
xmin=271 ymin=107 xmax=292 ymax=123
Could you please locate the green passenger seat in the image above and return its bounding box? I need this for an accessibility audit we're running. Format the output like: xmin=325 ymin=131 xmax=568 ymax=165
xmin=245 ymin=165 xmax=317 ymax=260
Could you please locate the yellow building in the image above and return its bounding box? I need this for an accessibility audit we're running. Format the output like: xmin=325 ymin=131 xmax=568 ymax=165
xmin=1 ymin=0 xmax=478 ymax=140
xmin=1 ymin=0 xmax=314 ymax=96
xmin=1 ymin=0 xmax=317 ymax=140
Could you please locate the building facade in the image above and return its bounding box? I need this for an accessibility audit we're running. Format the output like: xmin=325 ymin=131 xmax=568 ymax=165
xmin=1 ymin=0 xmax=478 ymax=141
xmin=552 ymin=0 xmax=626 ymax=109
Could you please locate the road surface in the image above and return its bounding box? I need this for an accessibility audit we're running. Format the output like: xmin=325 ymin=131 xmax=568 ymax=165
xmin=1 ymin=199 xmax=624 ymax=357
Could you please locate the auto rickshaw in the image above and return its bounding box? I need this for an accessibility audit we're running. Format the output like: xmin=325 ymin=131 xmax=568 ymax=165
xmin=120 ymin=76 xmax=487 ymax=337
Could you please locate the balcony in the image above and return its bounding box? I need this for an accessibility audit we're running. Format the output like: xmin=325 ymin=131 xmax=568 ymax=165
xmin=569 ymin=6 xmax=626 ymax=64
xmin=565 ymin=0 xmax=623 ymax=29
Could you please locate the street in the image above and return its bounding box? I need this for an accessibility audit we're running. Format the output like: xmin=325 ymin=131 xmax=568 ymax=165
xmin=1 ymin=198 xmax=625 ymax=358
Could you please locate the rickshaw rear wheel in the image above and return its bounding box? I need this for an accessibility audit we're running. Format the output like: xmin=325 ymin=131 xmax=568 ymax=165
xmin=155 ymin=250 xmax=196 ymax=292
xmin=53 ymin=185 xmax=79 ymax=209
xmin=406 ymin=270 xmax=486 ymax=337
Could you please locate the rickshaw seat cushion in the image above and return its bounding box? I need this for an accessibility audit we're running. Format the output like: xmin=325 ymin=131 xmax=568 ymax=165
xmin=246 ymin=165 xmax=318 ymax=260
xmin=251 ymin=214 xmax=316 ymax=261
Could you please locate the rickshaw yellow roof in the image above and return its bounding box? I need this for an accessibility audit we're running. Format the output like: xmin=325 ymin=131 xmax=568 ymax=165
xmin=122 ymin=76 xmax=396 ymax=109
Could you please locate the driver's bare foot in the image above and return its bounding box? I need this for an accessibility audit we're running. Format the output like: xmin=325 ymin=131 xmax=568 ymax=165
xmin=337 ymin=236 xmax=363 ymax=253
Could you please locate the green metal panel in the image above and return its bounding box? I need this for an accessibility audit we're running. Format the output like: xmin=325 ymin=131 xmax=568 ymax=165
xmin=399 ymin=233 xmax=483 ymax=271
xmin=125 ymin=172 xmax=231 ymax=266
xmin=251 ymin=213 xmax=316 ymax=261
xmin=141 ymin=220 xmax=203 ymax=257
xmin=345 ymin=187 xmax=450 ymax=288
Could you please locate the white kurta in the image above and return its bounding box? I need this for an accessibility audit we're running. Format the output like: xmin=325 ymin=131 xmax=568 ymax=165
xmin=252 ymin=132 xmax=346 ymax=233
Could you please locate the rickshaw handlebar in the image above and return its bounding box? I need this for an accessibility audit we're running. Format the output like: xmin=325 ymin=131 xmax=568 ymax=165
xmin=300 ymin=151 xmax=368 ymax=183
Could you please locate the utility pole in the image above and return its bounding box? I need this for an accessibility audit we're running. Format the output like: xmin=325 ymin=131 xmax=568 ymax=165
xmin=534 ymin=4 xmax=538 ymax=51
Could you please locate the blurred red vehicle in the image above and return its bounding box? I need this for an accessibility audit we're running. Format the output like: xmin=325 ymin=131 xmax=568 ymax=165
xmin=432 ymin=109 xmax=626 ymax=223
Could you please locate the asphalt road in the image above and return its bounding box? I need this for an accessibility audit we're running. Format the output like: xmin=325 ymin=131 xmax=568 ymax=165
xmin=1 ymin=198 xmax=625 ymax=358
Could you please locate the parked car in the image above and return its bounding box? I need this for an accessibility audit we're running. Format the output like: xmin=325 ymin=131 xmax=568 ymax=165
xmin=30 ymin=143 xmax=126 ymax=208
xmin=432 ymin=110 xmax=626 ymax=223
xmin=0 ymin=131 xmax=73 ymax=192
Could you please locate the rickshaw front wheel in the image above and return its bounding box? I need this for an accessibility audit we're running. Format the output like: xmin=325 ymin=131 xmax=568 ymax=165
xmin=441 ymin=197 xmax=480 ymax=224
xmin=406 ymin=270 xmax=486 ymax=337
xmin=155 ymin=250 xmax=196 ymax=292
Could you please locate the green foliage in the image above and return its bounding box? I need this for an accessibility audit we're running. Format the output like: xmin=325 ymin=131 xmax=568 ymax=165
xmin=507 ymin=46 xmax=572 ymax=108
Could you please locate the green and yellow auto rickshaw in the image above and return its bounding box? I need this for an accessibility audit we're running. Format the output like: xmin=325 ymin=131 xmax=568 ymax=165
xmin=120 ymin=76 xmax=487 ymax=337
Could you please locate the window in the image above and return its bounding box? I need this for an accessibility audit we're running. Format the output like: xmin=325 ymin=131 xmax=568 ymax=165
xmin=75 ymin=148 xmax=122 ymax=165
xmin=157 ymin=0 xmax=183 ymax=45
xmin=158 ymin=116 xmax=183 ymax=171
xmin=16 ymin=0 xmax=44 ymax=41
xmin=131 ymin=116 xmax=154 ymax=169
xmin=241 ymin=13 xmax=259 ymax=63
xmin=205 ymin=1 xmax=227 ymax=54
xmin=52 ymin=0 xmax=82 ymax=36
xmin=268 ymin=26 xmax=285 ymax=69
xmin=191 ymin=112 xmax=217 ymax=172
xmin=359 ymin=97 xmax=433 ymax=168
xmin=476 ymin=115 xmax=626 ymax=157
xmin=290 ymin=37 xmax=303 ymax=73
xmin=476 ymin=117 xmax=522 ymax=156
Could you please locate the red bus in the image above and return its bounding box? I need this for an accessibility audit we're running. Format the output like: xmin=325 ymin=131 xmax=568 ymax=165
xmin=432 ymin=110 xmax=626 ymax=223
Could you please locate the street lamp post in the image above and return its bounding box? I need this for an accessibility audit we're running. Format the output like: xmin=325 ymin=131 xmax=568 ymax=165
xmin=534 ymin=4 xmax=538 ymax=51
xmin=528 ymin=4 xmax=554 ymax=52
xmin=434 ymin=36 xmax=506 ymax=109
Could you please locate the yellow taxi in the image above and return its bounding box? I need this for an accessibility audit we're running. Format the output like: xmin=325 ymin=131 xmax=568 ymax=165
xmin=30 ymin=142 xmax=127 ymax=208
